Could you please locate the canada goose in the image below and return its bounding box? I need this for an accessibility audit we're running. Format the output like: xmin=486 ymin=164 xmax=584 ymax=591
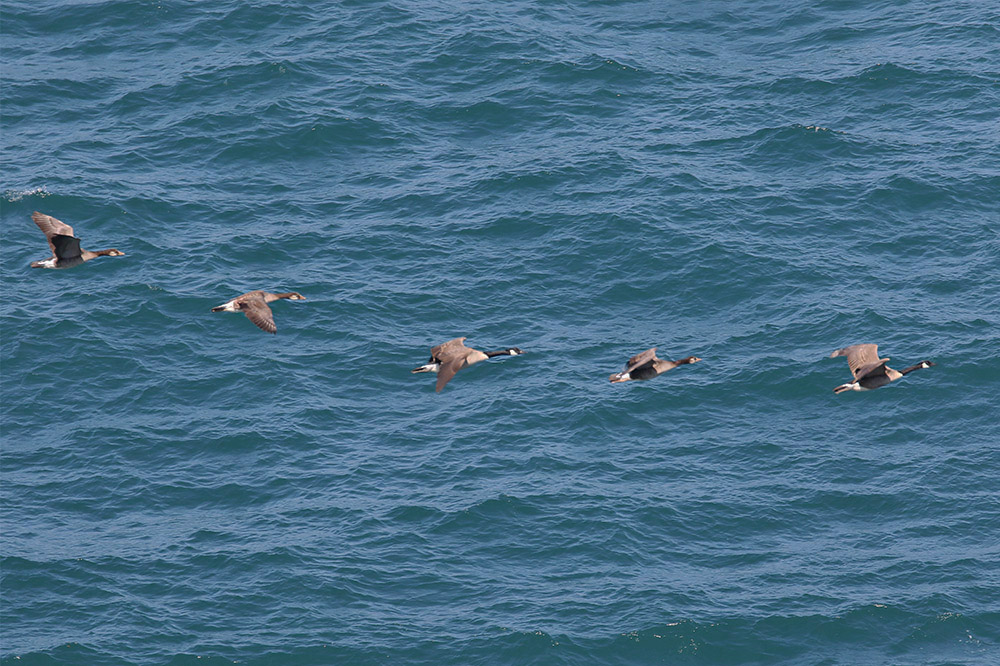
xmin=210 ymin=290 xmax=306 ymax=334
xmin=609 ymin=347 xmax=702 ymax=383
xmin=412 ymin=337 xmax=524 ymax=392
xmin=830 ymin=344 xmax=934 ymax=393
xmin=29 ymin=211 xmax=124 ymax=268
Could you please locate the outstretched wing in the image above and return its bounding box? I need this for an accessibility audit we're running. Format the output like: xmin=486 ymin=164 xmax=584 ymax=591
xmin=435 ymin=357 xmax=465 ymax=392
xmin=431 ymin=337 xmax=468 ymax=361
xmin=50 ymin=234 xmax=82 ymax=259
xmin=831 ymin=344 xmax=883 ymax=379
xmin=625 ymin=347 xmax=658 ymax=373
xmin=240 ymin=299 xmax=277 ymax=334
xmin=32 ymin=212 xmax=76 ymax=255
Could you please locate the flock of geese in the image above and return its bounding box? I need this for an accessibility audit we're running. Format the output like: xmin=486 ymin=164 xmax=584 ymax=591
xmin=26 ymin=211 xmax=936 ymax=393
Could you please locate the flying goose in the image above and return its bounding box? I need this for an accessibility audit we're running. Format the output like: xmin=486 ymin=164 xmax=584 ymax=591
xmin=609 ymin=347 xmax=702 ymax=383
xmin=29 ymin=211 xmax=124 ymax=269
xmin=210 ymin=290 xmax=306 ymax=334
xmin=412 ymin=337 xmax=524 ymax=392
xmin=830 ymin=343 xmax=934 ymax=393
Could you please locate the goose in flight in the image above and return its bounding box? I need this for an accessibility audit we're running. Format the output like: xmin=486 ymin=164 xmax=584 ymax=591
xmin=412 ymin=337 xmax=524 ymax=392
xmin=211 ymin=290 xmax=306 ymax=334
xmin=609 ymin=347 xmax=701 ymax=383
xmin=29 ymin=211 xmax=124 ymax=269
xmin=830 ymin=343 xmax=934 ymax=393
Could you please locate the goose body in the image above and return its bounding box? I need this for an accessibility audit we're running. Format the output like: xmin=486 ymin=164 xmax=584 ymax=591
xmin=29 ymin=212 xmax=124 ymax=269
xmin=412 ymin=337 xmax=524 ymax=392
xmin=609 ymin=347 xmax=701 ymax=383
xmin=210 ymin=290 xmax=306 ymax=334
xmin=830 ymin=344 xmax=934 ymax=393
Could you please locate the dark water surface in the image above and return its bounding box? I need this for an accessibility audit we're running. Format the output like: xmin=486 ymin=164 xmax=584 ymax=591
xmin=2 ymin=1 xmax=999 ymax=664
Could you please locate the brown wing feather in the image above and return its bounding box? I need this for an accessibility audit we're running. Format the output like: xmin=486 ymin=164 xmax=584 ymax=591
xmin=32 ymin=212 xmax=75 ymax=255
xmin=435 ymin=357 xmax=465 ymax=392
xmin=832 ymin=344 xmax=883 ymax=379
xmin=625 ymin=347 xmax=658 ymax=372
xmin=855 ymin=360 xmax=889 ymax=380
xmin=431 ymin=337 xmax=469 ymax=361
xmin=240 ymin=299 xmax=277 ymax=334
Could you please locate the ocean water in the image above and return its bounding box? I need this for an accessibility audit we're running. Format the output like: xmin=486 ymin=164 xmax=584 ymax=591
xmin=2 ymin=0 xmax=999 ymax=664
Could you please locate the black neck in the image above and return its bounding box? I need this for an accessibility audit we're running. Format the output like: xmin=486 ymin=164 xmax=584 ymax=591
xmin=900 ymin=363 xmax=926 ymax=375
xmin=485 ymin=349 xmax=511 ymax=358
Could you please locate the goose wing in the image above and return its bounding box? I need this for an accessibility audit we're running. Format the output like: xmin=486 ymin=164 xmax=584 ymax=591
xmin=625 ymin=347 xmax=658 ymax=372
xmin=50 ymin=234 xmax=83 ymax=260
xmin=431 ymin=337 xmax=469 ymax=361
xmin=435 ymin=357 xmax=465 ymax=392
xmin=831 ymin=344 xmax=883 ymax=379
xmin=32 ymin=212 xmax=76 ymax=256
xmin=855 ymin=360 xmax=890 ymax=380
xmin=239 ymin=298 xmax=277 ymax=334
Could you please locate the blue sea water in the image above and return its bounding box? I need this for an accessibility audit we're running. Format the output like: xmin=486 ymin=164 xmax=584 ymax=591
xmin=2 ymin=0 xmax=999 ymax=664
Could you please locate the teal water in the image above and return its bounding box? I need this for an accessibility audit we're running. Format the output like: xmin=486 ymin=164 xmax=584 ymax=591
xmin=2 ymin=1 xmax=999 ymax=664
